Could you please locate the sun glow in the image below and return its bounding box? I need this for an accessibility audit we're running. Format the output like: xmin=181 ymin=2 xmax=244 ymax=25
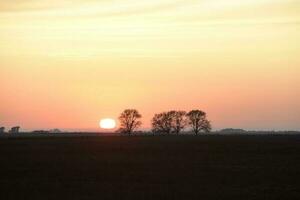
xmin=100 ymin=118 xmax=117 ymax=129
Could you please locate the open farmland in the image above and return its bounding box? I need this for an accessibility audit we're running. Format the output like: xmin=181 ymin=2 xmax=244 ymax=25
xmin=0 ymin=135 xmax=299 ymax=200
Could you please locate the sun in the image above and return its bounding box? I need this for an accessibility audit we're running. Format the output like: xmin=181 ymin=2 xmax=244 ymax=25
xmin=100 ymin=118 xmax=117 ymax=129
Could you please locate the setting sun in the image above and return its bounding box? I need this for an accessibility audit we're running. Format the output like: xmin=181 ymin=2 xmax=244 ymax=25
xmin=100 ymin=118 xmax=116 ymax=129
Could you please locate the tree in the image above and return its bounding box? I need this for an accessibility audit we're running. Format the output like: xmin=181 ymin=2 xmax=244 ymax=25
xmin=170 ymin=110 xmax=187 ymax=135
xmin=118 ymin=109 xmax=142 ymax=135
xmin=151 ymin=112 xmax=173 ymax=134
xmin=186 ymin=110 xmax=211 ymax=135
xmin=152 ymin=111 xmax=187 ymax=135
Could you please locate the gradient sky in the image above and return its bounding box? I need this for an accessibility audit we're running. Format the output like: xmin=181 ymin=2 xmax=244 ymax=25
xmin=0 ymin=0 xmax=300 ymax=131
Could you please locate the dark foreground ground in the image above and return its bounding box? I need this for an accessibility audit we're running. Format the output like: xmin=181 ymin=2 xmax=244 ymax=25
xmin=0 ymin=135 xmax=299 ymax=200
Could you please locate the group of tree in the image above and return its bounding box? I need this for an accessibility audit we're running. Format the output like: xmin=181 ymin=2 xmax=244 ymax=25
xmin=118 ymin=109 xmax=211 ymax=135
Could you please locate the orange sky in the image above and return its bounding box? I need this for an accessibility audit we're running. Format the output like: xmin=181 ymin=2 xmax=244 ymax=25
xmin=0 ymin=0 xmax=300 ymax=131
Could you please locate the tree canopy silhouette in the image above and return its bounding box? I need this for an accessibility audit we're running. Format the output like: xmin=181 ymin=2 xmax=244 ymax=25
xmin=151 ymin=112 xmax=173 ymax=134
xmin=151 ymin=110 xmax=187 ymax=135
xmin=118 ymin=109 xmax=142 ymax=135
xmin=169 ymin=110 xmax=187 ymax=135
xmin=186 ymin=110 xmax=211 ymax=135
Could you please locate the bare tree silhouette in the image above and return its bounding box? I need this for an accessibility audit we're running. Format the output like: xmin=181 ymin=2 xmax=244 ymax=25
xmin=152 ymin=111 xmax=188 ymax=135
xmin=169 ymin=110 xmax=187 ymax=135
xmin=151 ymin=112 xmax=173 ymax=135
xmin=186 ymin=110 xmax=211 ymax=135
xmin=118 ymin=109 xmax=142 ymax=135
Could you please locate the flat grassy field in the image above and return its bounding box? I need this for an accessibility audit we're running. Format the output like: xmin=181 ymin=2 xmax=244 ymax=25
xmin=0 ymin=135 xmax=299 ymax=200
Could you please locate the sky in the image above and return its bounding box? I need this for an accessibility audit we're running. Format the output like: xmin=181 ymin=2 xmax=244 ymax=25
xmin=0 ymin=0 xmax=300 ymax=131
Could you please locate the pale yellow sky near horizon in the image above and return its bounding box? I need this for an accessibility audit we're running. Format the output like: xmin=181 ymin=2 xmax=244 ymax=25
xmin=0 ymin=0 xmax=300 ymax=131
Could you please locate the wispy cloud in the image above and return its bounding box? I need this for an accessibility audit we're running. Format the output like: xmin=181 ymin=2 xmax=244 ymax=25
xmin=0 ymin=0 xmax=298 ymax=25
xmin=0 ymin=0 xmax=193 ymax=13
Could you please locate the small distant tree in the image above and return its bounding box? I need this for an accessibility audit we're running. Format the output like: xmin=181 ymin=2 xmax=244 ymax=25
xmin=151 ymin=112 xmax=173 ymax=134
xmin=118 ymin=109 xmax=142 ymax=135
xmin=170 ymin=110 xmax=187 ymax=135
xmin=186 ymin=110 xmax=211 ymax=135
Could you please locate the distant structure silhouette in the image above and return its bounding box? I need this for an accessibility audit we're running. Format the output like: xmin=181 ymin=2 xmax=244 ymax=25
xmin=31 ymin=129 xmax=62 ymax=134
xmin=0 ymin=127 xmax=5 ymax=133
xmin=49 ymin=129 xmax=62 ymax=133
xmin=9 ymin=126 xmax=20 ymax=134
xmin=220 ymin=128 xmax=247 ymax=133
xmin=32 ymin=130 xmax=50 ymax=134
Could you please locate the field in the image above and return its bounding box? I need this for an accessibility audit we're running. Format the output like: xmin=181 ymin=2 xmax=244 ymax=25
xmin=0 ymin=135 xmax=299 ymax=200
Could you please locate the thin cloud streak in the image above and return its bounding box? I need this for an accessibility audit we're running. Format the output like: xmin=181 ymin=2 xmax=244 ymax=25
xmin=0 ymin=0 xmax=298 ymax=27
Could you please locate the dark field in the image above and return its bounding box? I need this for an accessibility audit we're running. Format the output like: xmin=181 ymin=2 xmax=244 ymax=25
xmin=0 ymin=135 xmax=299 ymax=200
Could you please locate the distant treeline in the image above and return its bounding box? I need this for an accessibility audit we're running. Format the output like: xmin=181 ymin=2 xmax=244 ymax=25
xmin=2 ymin=109 xmax=298 ymax=136
xmin=118 ymin=109 xmax=211 ymax=135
